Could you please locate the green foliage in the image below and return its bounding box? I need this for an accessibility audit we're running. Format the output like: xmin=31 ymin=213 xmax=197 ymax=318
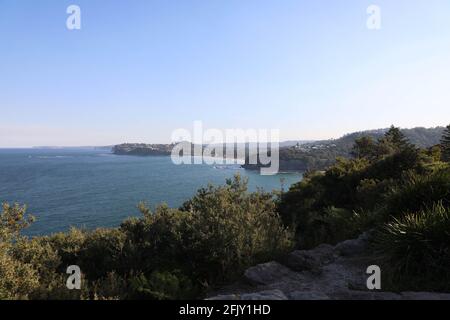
xmin=121 ymin=175 xmax=292 ymax=290
xmin=254 ymin=126 xmax=444 ymax=172
xmin=0 ymin=242 xmax=39 ymax=300
xmin=128 ymin=271 xmax=196 ymax=300
xmin=441 ymin=124 xmax=450 ymax=162
xmin=373 ymin=203 xmax=450 ymax=291
xmin=278 ymin=127 xmax=438 ymax=248
xmin=0 ymin=203 xmax=39 ymax=299
xmin=0 ymin=175 xmax=291 ymax=300
xmin=296 ymin=207 xmax=375 ymax=248
xmin=0 ymin=203 xmax=34 ymax=240
xmin=278 ymin=125 xmax=450 ymax=293
xmin=382 ymin=125 xmax=412 ymax=151
xmin=351 ymin=136 xmax=377 ymax=159
xmin=383 ymin=168 xmax=450 ymax=218
xmin=428 ymin=145 xmax=442 ymax=162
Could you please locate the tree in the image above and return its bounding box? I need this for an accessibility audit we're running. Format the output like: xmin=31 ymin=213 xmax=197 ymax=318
xmin=384 ymin=125 xmax=411 ymax=149
xmin=351 ymin=136 xmax=377 ymax=159
xmin=428 ymin=145 xmax=442 ymax=162
xmin=376 ymin=125 xmax=413 ymax=157
xmin=440 ymin=125 xmax=450 ymax=162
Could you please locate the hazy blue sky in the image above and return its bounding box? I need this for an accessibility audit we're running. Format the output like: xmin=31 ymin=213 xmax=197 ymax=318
xmin=1 ymin=0 xmax=450 ymax=146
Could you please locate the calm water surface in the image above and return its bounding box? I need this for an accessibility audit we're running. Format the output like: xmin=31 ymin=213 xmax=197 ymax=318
xmin=0 ymin=148 xmax=302 ymax=236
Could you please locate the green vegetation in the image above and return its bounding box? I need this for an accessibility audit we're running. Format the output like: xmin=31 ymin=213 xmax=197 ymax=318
xmin=278 ymin=125 xmax=450 ymax=291
xmin=441 ymin=125 xmax=450 ymax=162
xmin=248 ymin=126 xmax=445 ymax=172
xmin=374 ymin=203 xmax=450 ymax=291
xmin=0 ymin=176 xmax=292 ymax=300
xmin=2 ymin=125 xmax=450 ymax=299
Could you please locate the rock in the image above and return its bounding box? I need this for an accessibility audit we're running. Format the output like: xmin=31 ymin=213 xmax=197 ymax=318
xmin=400 ymin=292 xmax=450 ymax=300
xmin=208 ymin=290 xmax=288 ymax=300
xmin=331 ymin=290 xmax=402 ymax=300
xmin=244 ymin=261 xmax=299 ymax=286
xmin=207 ymin=294 xmax=241 ymax=300
xmin=286 ymin=244 xmax=335 ymax=273
xmin=334 ymin=290 xmax=450 ymax=300
xmin=335 ymin=232 xmax=370 ymax=257
xmin=213 ymin=232 xmax=450 ymax=301
xmin=237 ymin=289 xmax=450 ymax=301
xmin=288 ymin=291 xmax=330 ymax=300
xmin=241 ymin=290 xmax=288 ymax=300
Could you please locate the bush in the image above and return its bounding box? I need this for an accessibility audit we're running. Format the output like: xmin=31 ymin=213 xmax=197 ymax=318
xmin=0 ymin=243 xmax=39 ymax=300
xmin=0 ymin=203 xmax=40 ymax=299
xmin=128 ymin=271 xmax=197 ymax=300
xmin=181 ymin=175 xmax=292 ymax=282
xmin=383 ymin=167 xmax=450 ymax=218
xmin=121 ymin=175 xmax=293 ymax=291
xmin=278 ymin=135 xmax=436 ymax=248
xmin=373 ymin=203 xmax=450 ymax=291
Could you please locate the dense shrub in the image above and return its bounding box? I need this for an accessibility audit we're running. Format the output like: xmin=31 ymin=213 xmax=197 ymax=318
xmin=383 ymin=168 xmax=450 ymax=218
xmin=0 ymin=203 xmax=40 ymax=299
xmin=0 ymin=241 xmax=39 ymax=299
xmin=121 ymin=175 xmax=293 ymax=290
xmin=128 ymin=271 xmax=196 ymax=300
xmin=0 ymin=175 xmax=292 ymax=300
xmin=278 ymin=128 xmax=442 ymax=248
xmin=277 ymin=126 xmax=450 ymax=293
xmin=373 ymin=203 xmax=450 ymax=291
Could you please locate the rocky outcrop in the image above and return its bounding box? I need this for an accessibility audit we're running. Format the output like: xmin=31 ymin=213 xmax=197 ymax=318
xmin=334 ymin=232 xmax=370 ymax=257
xmin=286 ymin=243 xmax=335 ymax=274
xmin=244 ymin=262 xmax=301 ymax=286
xmin=208 ymin=233 xmax=450 ymax=300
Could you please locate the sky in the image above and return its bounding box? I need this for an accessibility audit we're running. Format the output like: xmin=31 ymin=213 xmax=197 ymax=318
xmin=1 ymin=0 xmax=450 ymax=147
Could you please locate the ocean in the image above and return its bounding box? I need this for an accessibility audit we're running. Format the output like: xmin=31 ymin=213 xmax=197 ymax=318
xmin=0 ymin=148 xmax=302 ymax=236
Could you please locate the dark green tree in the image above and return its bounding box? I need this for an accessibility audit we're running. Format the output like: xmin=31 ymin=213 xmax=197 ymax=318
xmin=441 ymin=125 xmax=450 ymax=162
xmin=376 ymin=125 xmax=413 ymax=156
xmin=385 ymin=125 xmax=411 ymax=149
xmin=351 ymin=136 xmax=377 ymax=159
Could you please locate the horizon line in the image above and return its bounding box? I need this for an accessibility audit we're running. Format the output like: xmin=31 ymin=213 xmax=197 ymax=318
xmin=0 ymin=124 xmax=446 ymax=149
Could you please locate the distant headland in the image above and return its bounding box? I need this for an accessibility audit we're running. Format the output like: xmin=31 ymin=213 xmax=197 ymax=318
xmin=111 ymin=126 xmax=445 ymax=172
xmin=112 ymin=143 xmax=174 ymax=156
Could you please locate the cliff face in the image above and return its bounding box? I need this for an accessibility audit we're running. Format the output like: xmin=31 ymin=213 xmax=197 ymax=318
xmin=208 ymin=233 xmax=450 ymax=300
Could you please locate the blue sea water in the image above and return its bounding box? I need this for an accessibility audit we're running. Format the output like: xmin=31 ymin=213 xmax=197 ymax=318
xmin=0 ymin=148 xmax=302 ymax=236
